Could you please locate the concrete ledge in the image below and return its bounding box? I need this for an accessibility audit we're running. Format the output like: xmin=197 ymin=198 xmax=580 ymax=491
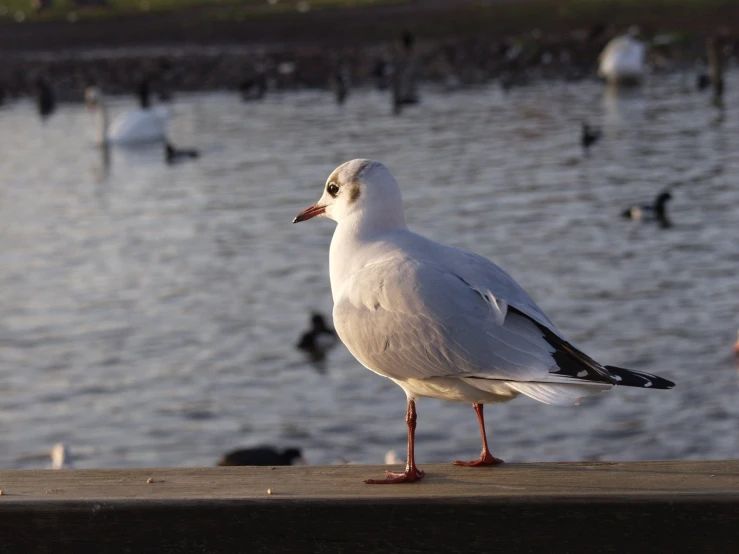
xmin=1 ymin=460 xmax=738 ymax=553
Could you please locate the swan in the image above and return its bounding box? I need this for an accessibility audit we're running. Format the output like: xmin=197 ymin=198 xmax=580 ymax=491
xmin=598 ymin=27 xmax=646 ymax=85
xmin=85 ymin=83 xmax=167 ymax=145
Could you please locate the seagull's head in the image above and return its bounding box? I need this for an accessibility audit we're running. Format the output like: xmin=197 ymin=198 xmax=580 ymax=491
xmin=293 ymin=159 xmax=406 ymax=229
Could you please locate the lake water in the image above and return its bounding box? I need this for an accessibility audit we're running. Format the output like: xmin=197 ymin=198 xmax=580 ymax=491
xmin=1 ymin=73 xmax=738 ymax=470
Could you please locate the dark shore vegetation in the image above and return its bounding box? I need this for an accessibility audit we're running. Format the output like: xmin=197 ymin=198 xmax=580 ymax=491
xmin=2 ymin=0 xmax=737 ymax=48
xmin=0 ymin=0 xmax=736 ymax=99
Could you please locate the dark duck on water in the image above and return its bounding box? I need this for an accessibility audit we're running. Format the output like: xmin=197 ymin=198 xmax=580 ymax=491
xmin=622 ymin=191 xmax=672 ymax=227
xmin=165 ymin=141 xmax=199 ymax=164
xmin=581 ymin=122 xmax=601 ymax=151
xmin=297 ymin=313 xmax=338 ymax=361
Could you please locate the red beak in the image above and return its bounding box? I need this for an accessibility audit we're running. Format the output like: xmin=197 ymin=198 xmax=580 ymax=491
xmin=293 ymin=204 xmax=326 ymax=223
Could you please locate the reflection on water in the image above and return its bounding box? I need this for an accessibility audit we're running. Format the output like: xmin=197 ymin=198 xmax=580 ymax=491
xmin=0 ymin=73 xmax=738 ymax=469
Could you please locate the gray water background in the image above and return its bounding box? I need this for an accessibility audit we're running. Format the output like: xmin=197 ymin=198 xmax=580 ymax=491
xmin=1 ymin=72 xmax=738 ymax=469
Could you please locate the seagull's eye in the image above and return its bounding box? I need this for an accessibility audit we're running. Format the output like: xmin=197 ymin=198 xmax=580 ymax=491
xmin=327 ymin=183 xmax=340 ymax=197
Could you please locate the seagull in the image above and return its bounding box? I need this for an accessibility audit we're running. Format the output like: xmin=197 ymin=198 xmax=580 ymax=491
xmin=384 ymin=449 xmax=405 ymax=465
xmin=239 ymin=73 xmax=267 ymax=102
xmin=218 ymin=446 xmax=304 ymax=466
xmin=293 ymin=159 xmax=675 ymax=484
xmin=50 ymin=443 xmax=74 ymax=469
xmin=622 ymin=191 xmax=672 ymax=226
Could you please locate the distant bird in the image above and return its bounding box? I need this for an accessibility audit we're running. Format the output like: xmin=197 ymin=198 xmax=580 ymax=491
xmin=622 ymin=191 xmax=672 ymax=226
xmin=50 ymin=443 xmax=74 ymax=469
xmin=165 ymin=141 xmax=199 ymax=164
xmin=85 ymin=85 xmax=168 ymax=145
xmin=156 ymin=59 xmax=174 ymax=102
xmin=500 ymin=73 xmax=512 ymax=93
xmin=384 ymin=450 xmax=405 ymax=465
xmin=401 ymin=30 xmax=415 ymax=52
xmin=392 ymin=90 xmax=420 ymax=115
xmin=499 ymin=69 xmax=531 ymax=93
xmin=218 ymin=446 xmax=304 ymax=466
xmin=36 ymin=77 xmax=56 ymax=119
xmin=697 ymin=73 xmax=711 ymax=91
xmin=329 ymin=65 xmax=350 ymax=106
xmin=157 ymin=88 xmax=173 ymax=103
xmin=239 ymin=74 xmax=267 ymax=102
xmin=598 ymin=27 xmax=646 ymax=85
xmin=137 ymin=79 xmax=151 ymax=109
xmin=372 ymin=58 xmax=393 ymax=90
xmin=297 ymin=313 xmax=338 ymax=361
xmin=392 ymin=30 xmax=420 ymax=115
xmin=581 ymin=122 xmax=602 ymax=150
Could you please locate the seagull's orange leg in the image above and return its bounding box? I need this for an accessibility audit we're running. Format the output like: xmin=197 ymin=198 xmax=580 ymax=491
xmin=365 ymin=399 xmax=425 ymax=484
xmin=453 ymin=403 xmax=504 ymax=467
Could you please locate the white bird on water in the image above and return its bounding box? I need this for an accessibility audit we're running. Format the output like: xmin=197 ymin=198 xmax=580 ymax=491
xmin=85 ymin=84 xmax=168 ymax=146
xmin=50 ymin=443 xmax=74 ymax=470
xmin=294 ymin=159 xmax=675 ymax=484
xmin=598 ymin=27 xmax=646 ymax=86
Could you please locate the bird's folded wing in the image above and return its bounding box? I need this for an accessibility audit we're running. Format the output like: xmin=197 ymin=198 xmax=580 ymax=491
xmin=449 ymin=248 xmax=558 ymax=332
xmin=333 ymin=257 xmax=561 ymax=382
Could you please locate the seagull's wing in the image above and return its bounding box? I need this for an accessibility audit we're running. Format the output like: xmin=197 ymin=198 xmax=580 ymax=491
xmin=333 ymin=254 xmax=614 ymax=386
xmin=448 ymin=247 xmax=559 ymax=332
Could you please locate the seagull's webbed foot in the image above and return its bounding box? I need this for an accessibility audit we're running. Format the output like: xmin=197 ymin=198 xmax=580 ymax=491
xmin=365 ymin=467 xmax=425 ymax=484
xmin=453 ymin=451 xmax=504 ymax=467
xmin=454 ymin=403 xmax=504 ymax=467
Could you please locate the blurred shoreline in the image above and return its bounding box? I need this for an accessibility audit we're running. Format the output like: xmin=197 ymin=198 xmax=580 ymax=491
xmin=1 ymin=0 xmax=737 ymax=98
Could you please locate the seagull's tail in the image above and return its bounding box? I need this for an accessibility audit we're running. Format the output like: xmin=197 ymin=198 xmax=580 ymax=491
xmin=604 ymin=365 xmax=675 ymax=389
xmin=505 ymin=380 xmax=612 ymax=406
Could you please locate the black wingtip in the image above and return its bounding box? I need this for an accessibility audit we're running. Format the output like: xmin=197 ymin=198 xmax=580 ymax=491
xmin=604 ymin=365 xmax=675 ymax=390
